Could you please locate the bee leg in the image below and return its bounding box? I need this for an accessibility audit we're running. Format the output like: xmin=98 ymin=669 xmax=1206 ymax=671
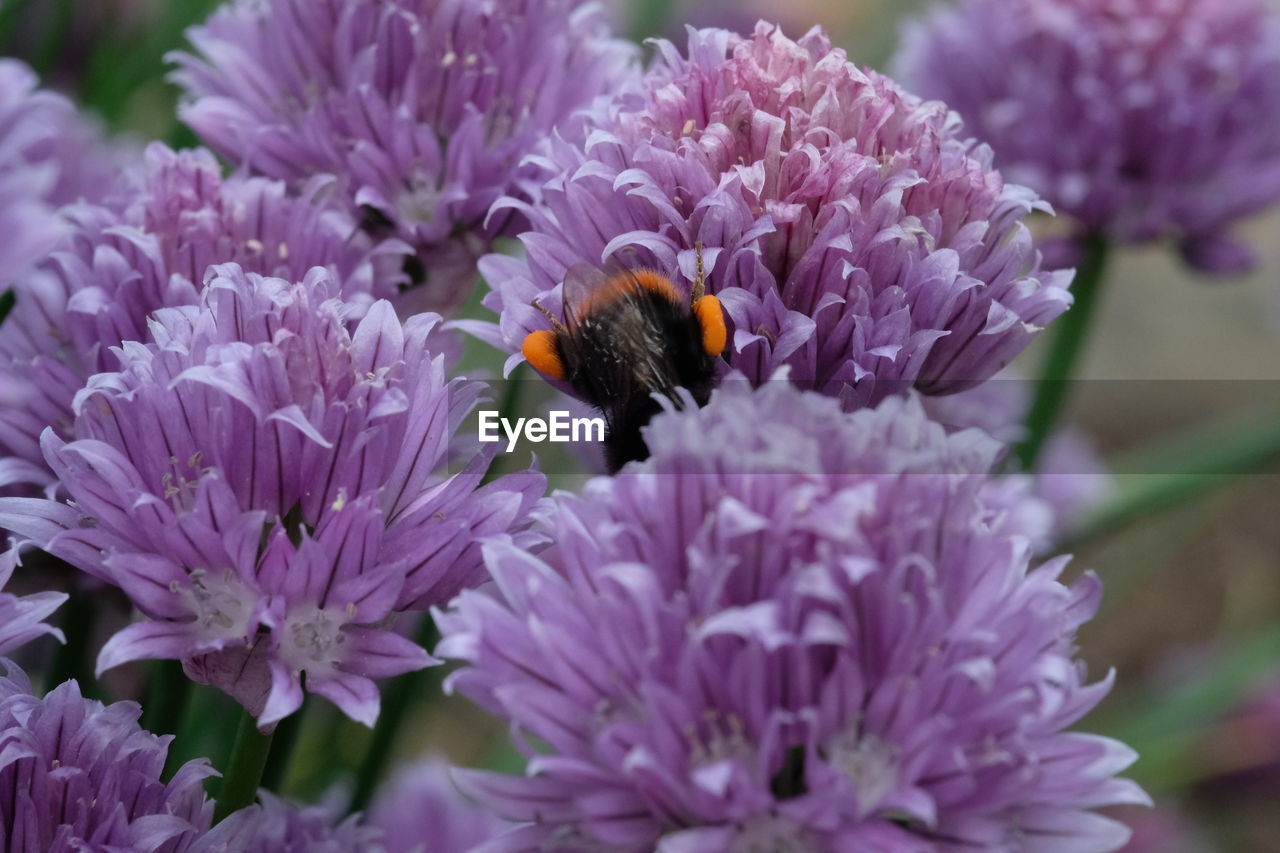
xmin=530 ymin=299 xmax=568 ymax=334
xmin=690 ymin=240 xmax=706 ymax=303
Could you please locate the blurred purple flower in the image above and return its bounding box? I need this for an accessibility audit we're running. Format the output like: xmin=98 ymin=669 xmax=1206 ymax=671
xmin=170 ymin=0 xmax=636 ymax=314
xmin=1033 ymin=430 xmax=1112 ymax=532
xmin=479 ymin=22 xmax=1070 ymax=409
xmin=0 ymin=142 xmax=408 ymax=495
xmin=0 ymin=662 xmax=214 ymax=852
xmin=0 ymin=551 xmax=65 ymax=656
xmin=894 ymin=0 xmax=1280 ymax=274
xmin=0 ymin=265 xmax=543 ymax=727
xmin=1110 ymin=804 xmax=1214 ymax=853
xmin=192 ymin=793 xmax=383 ymax=853
xmin=1187 ymin=675 xmax=1280 ymax=794
xmin=0 ymin=59 xmax=124 ymax=287
xmin=924 ymin=373 xmax=1113 ymax=543
xmin=369 ymin=755 xmax=508 ymax=853
xmin=438 ymin=380 xmax=1146 ymax=851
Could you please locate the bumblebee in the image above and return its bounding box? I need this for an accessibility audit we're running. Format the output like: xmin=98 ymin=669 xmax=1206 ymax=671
xmin=521 ymin=244 xmax=727 ymax=471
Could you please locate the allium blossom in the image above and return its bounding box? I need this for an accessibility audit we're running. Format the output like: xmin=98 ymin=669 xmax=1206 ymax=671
xmin=192 ymin=793 xmax=383 ymax=853
xmin=894 ymin=0 xmax=1280 ymax=273
xmin=0 ymin=59 xmax=123 ymax=286
xmin=924 ymin=374 xmax=1112 ymax=543
xmin=369 ymin=755 xmax=508 ymax=853
xmin=0 ymin=663 xmax=214 ymax=852
xmin=0 ymin=142 xmax=407 ymax=494
xmin=170 ymin=0 xmax=636 ymax=312
xmin=439 ymin=380 xmax=1147 ymax=851
xmin=480 ymin=23 xmax=1070 ymax=410
xmin=1109 ymin=805 xmax=1213 ymax=853
xmin=0 ymin=265 xmax=543 ymax=727
xmin=1189 ymin=675 xmax=1280 ymax=795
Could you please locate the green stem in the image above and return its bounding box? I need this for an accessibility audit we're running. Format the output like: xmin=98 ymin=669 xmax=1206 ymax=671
xmin=141 ymin=659 xmax=192 ymax=736
xmin=349 ymin=616 xmax=442 ymax=812
xmin=260 ymin=701 xmax=306 ymax=794
xmin=283 ymin=703 xmax=345 ymax=801
xmin=47 ymin=590 xmax=94 ymax=697
xmin=214 ymin=712 xmax=275 ymax=824
xmin=629 ymin=0 xmax=678 ymax=42
xmin=77 ymin=0 xmax=222 ymax=132
xmin=165 ymin=684 xmax=239 ymax=780
xmin=0 ymin=0 xmax=35 ymax=55
xmin=1090 ymin=626 xmax=1280 ymax=793
xmin=32 ymin=0 xmax=73 ymax=78
xmin=481 ymin=363 xmax=527 ymax=485
xmin=1015 ymin=233 xmax=1111 ymax=471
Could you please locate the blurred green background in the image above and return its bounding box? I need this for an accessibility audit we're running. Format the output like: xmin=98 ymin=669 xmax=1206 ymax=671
xmin=8 ymin=1 xmax=1280 ymax=849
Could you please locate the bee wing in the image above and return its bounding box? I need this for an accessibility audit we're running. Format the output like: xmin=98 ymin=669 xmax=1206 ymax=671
xmin=560 ymin=262 xmax=611 ymax=330
xmin=561 ymin=260 xmax=651 ymax=330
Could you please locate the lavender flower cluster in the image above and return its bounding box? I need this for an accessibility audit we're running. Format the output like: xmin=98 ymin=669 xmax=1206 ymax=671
xmin=894 ymin=0 xmax=1280 ymax=273
xmin=2 ymin=0 xmax=1275 ymax=849
xmin=4 ymin=266 xmax=541 ymax=727
xmin=480 ymin=22 xmax=1072 ymax=407
xmin=440 ymin=386 xmax=1147 ymax=850
xmin=170 ymin=0 xmax=636 ymax=312
xmin=0 ymin=59 xmax=124 ymax=286
xmin=0 ymin=143 xmax=409 ymax=496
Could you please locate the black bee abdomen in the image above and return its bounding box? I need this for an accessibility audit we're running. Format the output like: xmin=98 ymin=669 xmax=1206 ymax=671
xmin=558 ymin=287 xmax=719 ymax=472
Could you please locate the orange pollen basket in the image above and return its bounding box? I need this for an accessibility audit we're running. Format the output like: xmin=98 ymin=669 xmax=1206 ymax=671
xmin=522 ymin=329 xmax=565 ymax=380
xmin=693 ymin=294 xmax=727 ymax=356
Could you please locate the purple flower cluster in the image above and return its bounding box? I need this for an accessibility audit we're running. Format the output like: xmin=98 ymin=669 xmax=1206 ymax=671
xmin=0 ymin=143 xmax=408 ymax=495
xmin=368 ymin=755 xmax=508 ymax=853
xmin=0 ymin=5 xmax=1161 ymax=847
xmin=191 ymin=793 xmax=382 ymax=853
xmin=0 ymin=266 xmax=542 ymax=726
xmin=1110 ymin=805 xmax=1214 ymax=853
xmin=894 ymin=0 xmax=1280 ymax=273
xmin=439 ymin=381 xmax=1146 ymax=851
xmin=171 ymin=0 xmax=636 ymax=312
xmin=0 ymin=663 xmax=215 ymax=852
xmin=481 ymin=23 xmax=1071 ymax=408
xmin=0 ymin=59 xmax=123 ymax=286
xmin=192 ymin=759 xmax=509 ymax=853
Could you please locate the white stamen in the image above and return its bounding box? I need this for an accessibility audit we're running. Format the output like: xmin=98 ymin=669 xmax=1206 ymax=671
xmin=824 ymin=727 xmax=900 ymax=817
